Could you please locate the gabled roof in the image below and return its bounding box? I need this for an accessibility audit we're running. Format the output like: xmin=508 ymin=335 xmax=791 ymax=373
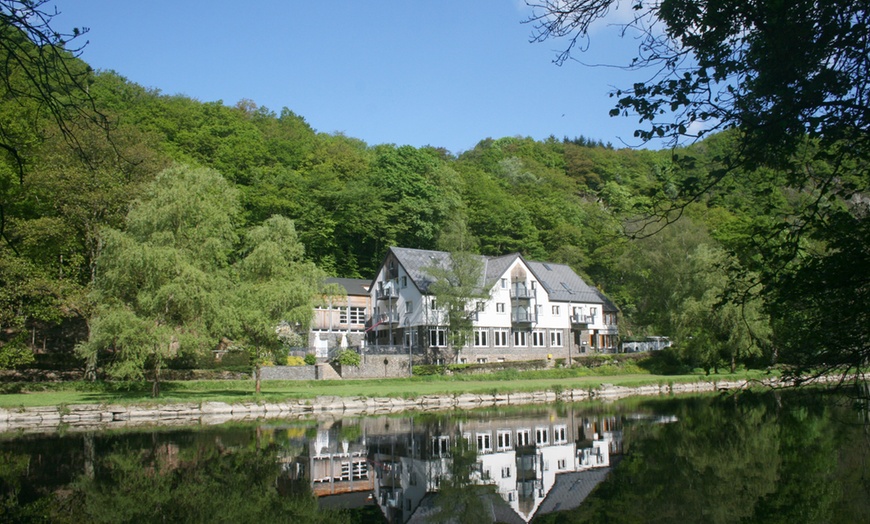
xmin=388 ymin=247 xmax=457 ymax=293
xmin=536 ymin=466 xmax=614 ymax=515
xmin=378 ymin=247 xmax=617 ymax=309
xmin=525 ymin=260 xmax=602 ymax=303
xmin=324 ymin=277 xmax=370 ymax=296
xmin=483 ymin=253 xmax=521 ymax=289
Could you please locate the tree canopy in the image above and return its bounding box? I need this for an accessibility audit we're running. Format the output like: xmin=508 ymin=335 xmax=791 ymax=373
xmin=527 ymin=0 xmax=870 ymax=385
xmin=2 ymin=1 xmax=867 ymax=382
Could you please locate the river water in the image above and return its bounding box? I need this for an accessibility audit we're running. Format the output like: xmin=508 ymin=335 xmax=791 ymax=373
xmin=1 ymin=389 xmax=868 ymax=523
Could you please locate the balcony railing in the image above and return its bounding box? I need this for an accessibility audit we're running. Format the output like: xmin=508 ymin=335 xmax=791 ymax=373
xmin=571 ymin=314 xmax=595 ymax=326
xmin=510 ymin=286 xmax=535 ymax=300
xmin=376 ymin=287 xmax=398 ymax=300
xmin=377 ymin=312 xmax=400 ymax=324
xmin=511 ymin=311 xmax=537 ymax=325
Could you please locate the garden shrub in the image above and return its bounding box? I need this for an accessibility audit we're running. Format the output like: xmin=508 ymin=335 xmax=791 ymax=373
xmin=412 ymin=365 xmax=447 ymax=376
xmin=334 ymin=349 xmax=361 ymax=367
xmin=285 ymin=356 xmax=306 ymax=366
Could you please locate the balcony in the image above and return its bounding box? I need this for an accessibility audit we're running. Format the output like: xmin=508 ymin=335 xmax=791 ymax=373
xmin=512 ymin=310 xmax=537 ymax=326
xmin=376 ymin=287 xmax=399 ymax=301
xmin=369 ymin=312 xmax=400 ymax=326
xmin=571 ymin=314 xmax=594 ymax=327
xmin=510 ymin=285 xmax=535 ymax=300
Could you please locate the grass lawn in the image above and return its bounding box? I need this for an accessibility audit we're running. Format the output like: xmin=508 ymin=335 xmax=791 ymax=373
xmin=0 ymin=368 xmax=773 ymax=409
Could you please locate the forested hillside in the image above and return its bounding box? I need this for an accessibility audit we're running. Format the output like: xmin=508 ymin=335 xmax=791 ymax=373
xmin=1 ymin=9 xmax=862 ymax=378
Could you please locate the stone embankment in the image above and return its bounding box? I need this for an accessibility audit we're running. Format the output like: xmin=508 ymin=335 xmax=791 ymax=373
xmin=0 ymin=378 xmax=773 ymax=434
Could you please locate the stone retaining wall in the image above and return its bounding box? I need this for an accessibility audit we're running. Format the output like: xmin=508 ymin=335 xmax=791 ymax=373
xmin=0 ymin=378 xmax=783 ymax=435
xmin=259 ymin=366 xmax=318 ymax=380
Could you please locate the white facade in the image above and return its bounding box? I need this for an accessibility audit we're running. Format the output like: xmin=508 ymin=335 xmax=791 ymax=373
xmin=366 ymin=247 xmax=619 ymax=364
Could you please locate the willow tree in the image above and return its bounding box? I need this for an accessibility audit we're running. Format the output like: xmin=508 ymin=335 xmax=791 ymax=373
xmin=231 ymin=214 xmax=323 ymax=394
xmin=77 ymin=165 xmax=239 ymax=396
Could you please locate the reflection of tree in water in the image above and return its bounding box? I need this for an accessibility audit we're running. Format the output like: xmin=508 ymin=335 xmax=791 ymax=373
xmin=431 ymin=435 xmax=496 ymax=524
xmin=49 ymin=442 xmax=349 ymax=523
xmin=537 ymin=391 xmax=870 ymax=524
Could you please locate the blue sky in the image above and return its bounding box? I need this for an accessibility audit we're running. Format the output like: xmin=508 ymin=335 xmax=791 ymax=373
xmin=57 ymin=0 xmax=650 ymax=155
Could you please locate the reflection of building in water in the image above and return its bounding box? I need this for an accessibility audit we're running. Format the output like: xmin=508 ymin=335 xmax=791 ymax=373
xmin=278 ymin=421 xmax=374 ymax=499
xmin=270 ymin=409 xmax=638 ymax=522
xmin=364 ymin=408 xmax=626 ymax=523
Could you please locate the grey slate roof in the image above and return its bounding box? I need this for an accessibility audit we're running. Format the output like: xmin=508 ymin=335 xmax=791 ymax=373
xmin=483 ymin=253 xmax=521 ymax=289
xmin=536 ymin=466 xmax=614 ymax=515
xmin=384 ymin=247 xmax=616 ymax=307
xmin=406 ymin=492 xmax=527 ymax=524
xmin=525 ymin=260 xmax=602 ymax=303
xmin=389 ymin=247 xmax=457 ymax=293
xmin=324 ymin=277 xmax=370 ymax=296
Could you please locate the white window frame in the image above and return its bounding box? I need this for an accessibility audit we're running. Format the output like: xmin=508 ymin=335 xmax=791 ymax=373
xmin=429 ymin=328 xmax=447 ymax=347
xmin=533 ymin=331 xmax=546 ymax=347
xmin=497 ymin=430 xmax=512 ymax=450
xmin=477 ymin=432 xmax=492 ymax=452
xmin=552 ymin=305 xmax=560 ymax=316
xmin=513 ymin=330 xmax=528 ymax=347
xmin=517 ymin=429 xmax=531 ymax=446
xmin=494 ymin=328 xmax=509 ymax=347
xmin=496 ymin=302 xmax=506 ymax=313
xmin=474 ymin=329 xmax=488 ymax=347
xmin=550 ymin=330 xmax=563 ymax=347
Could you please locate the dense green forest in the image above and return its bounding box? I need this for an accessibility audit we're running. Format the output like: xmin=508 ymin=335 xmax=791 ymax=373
xmin=1 ymin=3 xmax=866 ymax=382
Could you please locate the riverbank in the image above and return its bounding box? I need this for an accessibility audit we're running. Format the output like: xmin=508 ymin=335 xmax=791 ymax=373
xmin=0 ymin=376 xmax=779 ymax=434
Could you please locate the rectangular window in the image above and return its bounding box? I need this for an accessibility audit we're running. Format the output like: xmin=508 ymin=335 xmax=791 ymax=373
xmin=533 ymin=331 xmax=546 ymax=347
xmin=477 ymin=357 xmax=488 ymax=364
xmin=517 ymin=429 xmax=531 ymax=446
xmin=494 ymin=328 xmax=509 ymax=347
xmin=536 ymin=427 xmax=549 ymax=445
xmin=496 ymin=303 xmax=505 ymax=313
xmin=339 ymin=306 xmax=348 ymax=324
xmin=501 ymin=466 xmax=511 ymax=478
xmin=497 ymin=430 xmax=512 ymax=450
xmin=550 ymin=331 xmax=563 ymax=347
xmin=474 ymin=329 xmax=488 ymax=347
xmin=552 ymin=305 xmax=560 ymax=316
xmin=349 ymin=307 xmax=365 ymax=324
xmin=476 ymin=301 xmax=485 ymax=312
xmin=405 ymin=300 xmax=413 ymax=313
xmin=501 ymin=278 xmax=507 ymax=289
xmin=433 ymin=436 xmax=450 ymax=456
xmin=477 ymin=433 xmax=492 ymax=452
xmin=401 ymin=276 xmax=407 ymax=288
xmin=554 ymin=425 xmax=567 ymax=443
xmin=513 ymin=330 xmax=528 ymax=347
xmin=557 ymin=459 xmax=567 ymax=470
xmin=430 ymin=298 xmax=437 ymax=310
xmin=429 ymin=329 xmax=446 ymax=347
